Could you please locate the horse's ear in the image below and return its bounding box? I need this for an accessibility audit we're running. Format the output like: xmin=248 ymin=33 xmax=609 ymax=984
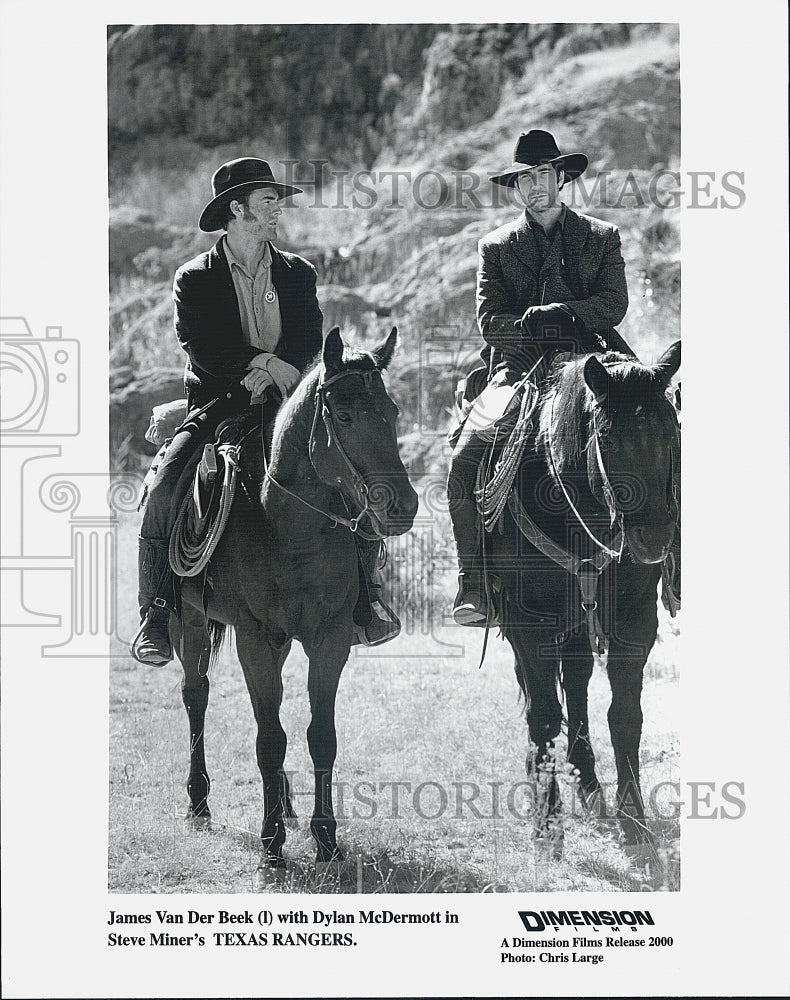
xmin=371 ymin=326 xmax=398 ymax=370
xmin=322 ymin=327 xmax=344 ymax=375
xmin=583 ymin=355 xmax=610 ymax=400
xmin=652 ymin=340 xmax=681 ymax=389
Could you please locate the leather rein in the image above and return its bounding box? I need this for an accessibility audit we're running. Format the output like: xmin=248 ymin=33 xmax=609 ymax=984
xmin=263 ymin=368 xmax=386 ymax=540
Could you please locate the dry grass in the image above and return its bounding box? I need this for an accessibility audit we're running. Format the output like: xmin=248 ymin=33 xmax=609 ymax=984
xmin=110 ymin=512 xmax=680 ymax=894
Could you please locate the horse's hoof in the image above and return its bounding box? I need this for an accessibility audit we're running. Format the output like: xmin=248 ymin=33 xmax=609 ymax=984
xmin=579 ymin=785 xmax=605 ymax=819
xmin=314 ymin=850 xmax=347 ymax=879
xmin=535 ymin=832 xmax=564 ymax=862
xmin=255 ymin=863 xmax=287 ymax=889
xmin=185 ymin=812 xmax=212 ymax=831
xmin=316 ymin=846 xmax=345 ymax=863
xmin=262 ymin=853 xmax=287 ymax=872
xmin=621 ymin=838 xmax=661 ymax=882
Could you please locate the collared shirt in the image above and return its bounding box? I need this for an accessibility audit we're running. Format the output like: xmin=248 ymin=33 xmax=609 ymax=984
xmin=224 ymin=237 xmax=283 ymax=355
xmin=524 ymin=203 xmax=567 ymax=263
xmin=523 ymin=204 xmax=573 ymax=307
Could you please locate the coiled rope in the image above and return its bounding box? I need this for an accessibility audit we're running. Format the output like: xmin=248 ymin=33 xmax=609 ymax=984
xmin=169 ymin=444 xmax=241 ymax=577
xmin=475 ymin=380 xmax=540 ymax=532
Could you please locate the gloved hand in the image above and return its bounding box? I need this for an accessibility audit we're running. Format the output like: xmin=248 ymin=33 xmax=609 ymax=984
xmin=247 ymin=354 xmax=301 ymax=398
xmin=241 ymin=368 xmax=274 ymax=397
xmin=518 ymin=303 xmax=576 ymax=338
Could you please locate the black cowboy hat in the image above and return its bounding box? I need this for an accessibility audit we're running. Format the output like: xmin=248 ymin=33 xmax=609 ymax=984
xmin=198 ymin=157 xmax=303 ymax=232
xmin=489 ymin=129 xmax=588 ymax=188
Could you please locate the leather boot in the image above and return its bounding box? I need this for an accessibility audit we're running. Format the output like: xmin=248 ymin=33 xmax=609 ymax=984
xmin=131 ymin=537 xmax=174 ymax=666
xmin=353 ymin=539 xmax=401 ymax=646
xmin=449 ymin=497 xmax=495 ymax=626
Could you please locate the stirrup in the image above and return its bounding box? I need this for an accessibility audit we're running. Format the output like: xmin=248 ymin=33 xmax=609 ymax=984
xmin=452 ymin=574 xmax=498 ymax=628
xmin=453 ymin=599 xmax=498 ymax=628
xmin=453 ymin=600 xmax=488 ymax=627
xmin=130 ymin=599 xmax=174 ymax=666
xmin=353 ymin=594 xmax=401 ymax=647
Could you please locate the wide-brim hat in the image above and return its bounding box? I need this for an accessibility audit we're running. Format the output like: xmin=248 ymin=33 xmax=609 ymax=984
xmin=489 ymin=129 xmax=588 ymax=188
xmin=199 ymin=157 xmax=303 ymax=232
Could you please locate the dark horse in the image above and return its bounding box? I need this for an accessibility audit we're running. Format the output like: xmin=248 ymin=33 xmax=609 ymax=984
xmin=489 ymin=342 xmax=681 ymax=853
xmin=175 ymin=327 xmax=418 ymax=868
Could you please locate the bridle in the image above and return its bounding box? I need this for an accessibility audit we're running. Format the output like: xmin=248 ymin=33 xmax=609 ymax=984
xmin=507 ymin=384 xmax=678 ymax=654
xmin=263 ymin=367 xmax=387 ymax=540
xmin=546 ymin=391 xmax=625 ymax=561
xmin=547 ymin=389 xmax=680 ymax=555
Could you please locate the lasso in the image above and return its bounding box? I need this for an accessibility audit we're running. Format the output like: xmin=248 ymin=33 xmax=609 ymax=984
xmin=475 ymin=380 xmax=540 ymax=532
xmin=169 ymin=444 xmax=241 ymax=577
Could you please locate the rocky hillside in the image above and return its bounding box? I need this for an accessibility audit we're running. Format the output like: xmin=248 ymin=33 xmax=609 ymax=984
xmin=109 ymin=23 xmax=677 ymax=187
xmin=109 ymin=23 xmax=680 ymax=469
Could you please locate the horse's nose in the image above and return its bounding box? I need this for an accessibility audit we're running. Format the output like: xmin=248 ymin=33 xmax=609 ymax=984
xmin=627 ymin=523 xmax=675 ymax=564
xmin=401 ymin=484 xmax=419 ymax=522
xmin=387 ymin=480 xmax=418 ymax=529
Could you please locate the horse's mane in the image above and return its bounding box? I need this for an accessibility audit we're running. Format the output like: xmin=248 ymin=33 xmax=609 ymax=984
xmin=536 ymin=351 xmax=661 ymax=472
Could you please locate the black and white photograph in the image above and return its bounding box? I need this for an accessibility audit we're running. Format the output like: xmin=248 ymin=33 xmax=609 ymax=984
xmin=1 ymin=4 xmax=788 ymax=998
xmin=108 ymin=21 xmax=683 ymax=892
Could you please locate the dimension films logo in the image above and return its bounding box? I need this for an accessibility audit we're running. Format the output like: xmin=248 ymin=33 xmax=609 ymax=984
xmin=518 ymin=910 xmax=655 ymax=932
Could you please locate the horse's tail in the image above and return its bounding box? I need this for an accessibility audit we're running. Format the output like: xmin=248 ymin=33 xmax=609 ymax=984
xmin=207 ymin=619 xmax=230 ymax=666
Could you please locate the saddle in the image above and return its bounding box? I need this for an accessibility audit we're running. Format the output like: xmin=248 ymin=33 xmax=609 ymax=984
xmin=449 ymin=364 xmax=533 ymax=451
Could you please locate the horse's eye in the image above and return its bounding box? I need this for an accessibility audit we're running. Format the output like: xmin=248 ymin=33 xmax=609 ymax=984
xmin=335 ymin=411 xmax=352 ymax=424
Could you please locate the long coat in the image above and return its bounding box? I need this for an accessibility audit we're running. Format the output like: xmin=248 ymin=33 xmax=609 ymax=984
xmin=173 ymin=239 xmax=324 ymax=407
xmin=476 ymin=206 xmax=631 ymax=372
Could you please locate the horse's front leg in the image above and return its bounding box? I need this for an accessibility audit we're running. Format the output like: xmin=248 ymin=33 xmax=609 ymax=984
xmin=176 ymin=606 xmax=213 ymax=824
xmin=302 ymin=623 xmax=352 ymax=864
xmin=235 ymin=619 xmax=292 ymax=868
xmin=560 ymin=630 xmax=602 ymax=813
xmin=508 ymin=627 xmax=564 ymax=852
xmin=607 ymin=602 xmax=657 ymax=847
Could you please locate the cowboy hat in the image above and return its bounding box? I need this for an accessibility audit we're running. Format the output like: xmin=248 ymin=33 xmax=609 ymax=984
xmin=489 ymin=130 xmax=588 ymax=188
xmin=198 ymin=157 xmax=303 ymax=232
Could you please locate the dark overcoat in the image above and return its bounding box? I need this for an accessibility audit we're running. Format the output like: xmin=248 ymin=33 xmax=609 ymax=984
xmin=173 ymin=239 xmax=324 ymax=407
xmin=476 ymin=206 xmax=632 ymax=371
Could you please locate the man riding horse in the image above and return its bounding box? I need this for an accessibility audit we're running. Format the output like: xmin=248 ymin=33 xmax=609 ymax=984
xmin=132 ymin=157 xmax=399 ymax=665
xmin=448 ymin=129 xmax=636 ymax=625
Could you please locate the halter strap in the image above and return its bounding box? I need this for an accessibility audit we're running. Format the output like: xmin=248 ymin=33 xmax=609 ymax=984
xmin=546 ymin=391 xmax=625 ymax=562
xmin=264 ymin=367 xmax=385 ymax=539
xmin=507 ymin=488 xmax=620 ymax=655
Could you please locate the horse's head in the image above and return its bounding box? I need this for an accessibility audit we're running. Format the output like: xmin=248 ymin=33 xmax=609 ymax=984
xmin=309 ymin=327 xmax=418 ymax=537
xmin=582 ymin=342 xmax=681 ymax=564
